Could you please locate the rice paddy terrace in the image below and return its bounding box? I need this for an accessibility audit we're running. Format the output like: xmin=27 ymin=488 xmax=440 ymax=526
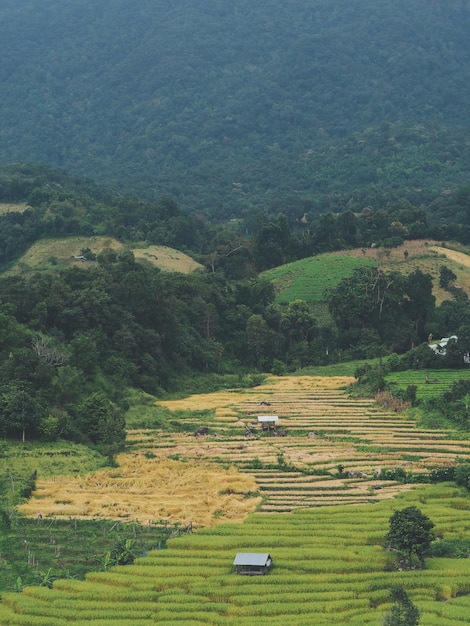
xmin=2 ymin=486 xmax=470 ymax=624
xmin=5 ymin=374 xmax=470 ymax=624
xmin=130 ymin=375 xmax=470 ymax=514
xmin=20 ymin=375 xmax=470 ymax=522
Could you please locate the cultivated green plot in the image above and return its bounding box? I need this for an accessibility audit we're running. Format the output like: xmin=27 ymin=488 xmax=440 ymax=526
xmin=261 ymin=254 xmax=376 ymax=304
xmin=385 ymin=369 xmax=470 ymax=400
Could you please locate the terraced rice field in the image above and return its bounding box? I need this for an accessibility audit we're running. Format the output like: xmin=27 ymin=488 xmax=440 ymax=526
xmin=385 ymin=368 xmax=470 ymax=401
xmin=21 ymin=376 xmax=470 ymax=523
xmin=4 ymin=375 xmax=470 ymax=624
xmin=128 ymin=376 xmax=470 ymax=514
xmin=2 ymin=484 xmax=470 ymax=624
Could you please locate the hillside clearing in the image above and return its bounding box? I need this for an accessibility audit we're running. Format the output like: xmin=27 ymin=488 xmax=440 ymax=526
xmin=264 ymin=240 xmax=470 ymax=307
xmin=5 ymin=237 xmax=203 ymax=275
xmin=0 ymin=202 xmax=30 ymax=215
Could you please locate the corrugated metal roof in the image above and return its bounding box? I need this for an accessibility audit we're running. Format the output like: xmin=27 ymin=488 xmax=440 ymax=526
xmin=233 ymin=553 xmax=271 ymax=566
xmin=257 ymin=415 xmax=278 ymax=422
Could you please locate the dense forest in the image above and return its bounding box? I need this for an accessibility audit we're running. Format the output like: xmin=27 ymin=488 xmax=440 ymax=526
xmin=1 ymin=1 xmax=470 ymax=216
xmin=1 ymin=164 xmax=470 ymax=452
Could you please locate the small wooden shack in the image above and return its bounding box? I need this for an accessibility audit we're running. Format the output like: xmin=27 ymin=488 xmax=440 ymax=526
xmin=233 ymin=553 xmax=273 ymax=575
xmin=257 ymin=415 xmax=279 ymax=433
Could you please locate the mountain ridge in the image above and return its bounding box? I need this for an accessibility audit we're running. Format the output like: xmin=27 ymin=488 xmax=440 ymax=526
xmin=1 ymin=1 xmax=470 ymax=215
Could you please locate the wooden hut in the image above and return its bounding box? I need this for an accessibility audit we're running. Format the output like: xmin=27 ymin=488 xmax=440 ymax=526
xmin=233 ymin=553 xmax=273 ymax=575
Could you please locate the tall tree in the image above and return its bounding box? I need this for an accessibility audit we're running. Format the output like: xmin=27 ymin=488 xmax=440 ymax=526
xmin=403 ymin=269 xmax=435 ymax=344
xmin=0 ymin=385 xmax=43 ymax=442
xmin=246 ymin=314 xmax=271 ymax=369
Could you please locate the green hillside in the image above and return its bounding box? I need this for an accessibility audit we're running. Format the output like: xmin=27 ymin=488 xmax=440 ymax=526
xmin=262 ymin=240 xmax=470 ymax=314
xmin=262 ymin=254 xmax=376 ymax=304
xmin=1 ymin=1 xmax=470 ymax=215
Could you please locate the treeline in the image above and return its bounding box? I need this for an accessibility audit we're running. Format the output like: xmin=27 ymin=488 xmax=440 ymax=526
xmin=2 ymin=164 xmax=470 ymax=277
xmin=1 ymin=249 xmax=468 ymax=447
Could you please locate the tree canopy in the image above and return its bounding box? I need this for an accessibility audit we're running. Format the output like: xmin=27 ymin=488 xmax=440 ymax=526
xmin=1 ymin=2 xmax=470 ymax=215
xmin=386 ymin=506 xmax=436 ymax=565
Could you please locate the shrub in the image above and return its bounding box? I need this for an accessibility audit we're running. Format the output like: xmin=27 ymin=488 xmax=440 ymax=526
xmin=454 ymin=464 xmax=470 ymax=490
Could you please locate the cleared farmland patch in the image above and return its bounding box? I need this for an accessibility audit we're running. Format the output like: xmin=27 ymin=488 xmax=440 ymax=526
xmin=0 ymin=202 xmax=30 ymax=215
xmin=5 ymin=236 xmax=202 ymax=276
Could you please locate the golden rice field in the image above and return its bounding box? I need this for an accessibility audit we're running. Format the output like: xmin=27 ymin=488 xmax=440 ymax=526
xmin=20 ymin=375 xmax=470 ymax=523
xmin=18 ymin=456 xmax=261 ymax=528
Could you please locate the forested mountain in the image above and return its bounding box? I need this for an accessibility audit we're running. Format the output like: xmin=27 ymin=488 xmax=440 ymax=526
xmin=1 ymin=0 xmax=470 ymax=217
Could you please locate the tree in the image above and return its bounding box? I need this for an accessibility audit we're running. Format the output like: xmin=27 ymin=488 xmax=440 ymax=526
xmin=281 ymin=300 xmax=317 ymax=343
xmin=454 ymin=464 xmax=470 ymax=490
xmin=403 ymin=269 xmax=435 ymax=343
xmin=383 ymin=586 xmax=420 ymax=626
xmin=439 ymin=265 xmax=457 ymax=289
xmin=246 ymin=314 xmax=271 ymax=369
xmin=0 ymin=385 xmax=43 ymax=442
xmin=77 ymin=392 xmax=126 ymax=455
xmin=386 ymin=506 xmax=435 ymax=565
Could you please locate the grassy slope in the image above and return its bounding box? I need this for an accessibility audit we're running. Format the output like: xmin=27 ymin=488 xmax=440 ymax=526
xmin=5 ymin=236 xmax=203 ymax=275
xmin=262 ymin=240 xmax=470 ymax=312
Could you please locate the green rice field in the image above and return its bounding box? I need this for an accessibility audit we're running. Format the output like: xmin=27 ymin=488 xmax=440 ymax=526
xmin=261 ymin=255 xmax=375 ymax=304
xmin=0 ymin=484 xmax=469 ymax=624
xmin=385 ymin=368 xmax=470 ymax=400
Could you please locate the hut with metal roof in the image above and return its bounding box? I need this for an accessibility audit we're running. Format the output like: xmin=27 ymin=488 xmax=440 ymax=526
xmin=233 ymin=553 xmax=273 ymax=575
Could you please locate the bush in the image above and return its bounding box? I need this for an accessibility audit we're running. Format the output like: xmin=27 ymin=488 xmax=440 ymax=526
xmin=39 ymin=415 xmax=60 ymax=442
xmin=430 ymin=538 xmax=470 ymax=558
xmin=375 ymin=391 xmax=411 ymax=412
xmin=383 ymin=586 xmax=420 ymax=626
xmin=454 ymin=463 xmax=470 ymax=489
xmin=271 ymin=359 xmax=287 ymax=376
